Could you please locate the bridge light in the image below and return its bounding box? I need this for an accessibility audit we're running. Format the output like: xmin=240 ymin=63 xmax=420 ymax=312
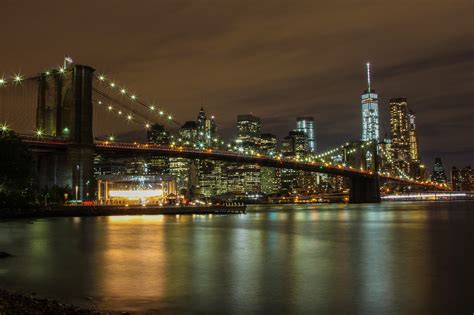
xmin=0 ymin=78 xmax=5 ymax=86
xmin=0 ymin=124 xmax=8 ymax=132
xmin=107 ymin=105 xmax=113 ymax=110
xmin=118 ymin=111 xmax=122 ymax=115
xmin=36 ymin=129 xmax=44 ymax=137
xmin=108 ymin=136 xmax=115 ymax=141
xmin=120 ymin=88 xmax=127 ymax=94
xmin=45 ymin=71 xmax=50 ymax=75
xmin=150 ymin=105 xmax=155 ymax=111
xmin=98 ymin=75 xmax=105 ymax=81
xmin=98 ymin=100 xmax=102 ymax=105
xmin=110 ymin=82 xmax=116 ymax=88
xmin=13 ymin=74 xmax=23 ymax=83
xmin=131 ymin=94 xmax=136 ymax=100
xmin=59 ymin=67 xmax=65 ymax=73
xmin=167 ymin=115 xmax=172 ymax=120
xmin=145 ymin=123 xmax=150 ymax=129
xmin=159 ymin=111 xmax=164 ymax=116
xmin=127 ymin=114 xmax=132 ymax=120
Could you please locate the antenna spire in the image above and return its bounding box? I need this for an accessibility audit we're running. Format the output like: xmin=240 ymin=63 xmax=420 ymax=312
xmin=366 ymin=62 xmax=371 ymax=91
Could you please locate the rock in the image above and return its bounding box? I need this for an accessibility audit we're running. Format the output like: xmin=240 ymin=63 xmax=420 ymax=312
xmin=0 ymin=251 xmax=13 ymax=258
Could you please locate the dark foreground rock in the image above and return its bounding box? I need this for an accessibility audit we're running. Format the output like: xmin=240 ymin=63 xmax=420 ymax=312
xmin=0 ymin=289 xmax=123 ymax=314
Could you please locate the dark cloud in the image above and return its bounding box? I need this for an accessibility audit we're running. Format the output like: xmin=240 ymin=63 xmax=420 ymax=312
xmin=0 ymin=0 xmax=472 ymax=171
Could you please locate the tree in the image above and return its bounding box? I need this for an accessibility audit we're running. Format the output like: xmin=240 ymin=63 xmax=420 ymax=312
xmin=0 ymin=130 xmax=35 ymax=207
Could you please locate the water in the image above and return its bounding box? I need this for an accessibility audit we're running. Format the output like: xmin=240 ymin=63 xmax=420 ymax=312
xmin=1 ymin=202 xmax=473 ymax=314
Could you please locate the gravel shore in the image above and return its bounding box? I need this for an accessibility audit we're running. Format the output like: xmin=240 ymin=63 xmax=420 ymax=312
xmin=0 ymin=289 xmax=122 ymax=314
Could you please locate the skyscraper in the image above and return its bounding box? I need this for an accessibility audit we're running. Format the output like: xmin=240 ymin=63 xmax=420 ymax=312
xmin=389 ymin=98 xmax=411 ymax=174
xmin=432 ymin=158 xmax=447 ymax=184
xmin=147 ymin=124 xmax=170 ymax=145
xmin=361 ymin=63 xmax=379 ymax=141
xmin=236 ymin=114 xmax=261 ymax=149
xmin=296 ymin=117 xmax=316 ymax=152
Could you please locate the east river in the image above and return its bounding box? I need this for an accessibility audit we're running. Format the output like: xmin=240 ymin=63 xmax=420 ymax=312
xmin=1 ymin=202 xmax=473 ymax=314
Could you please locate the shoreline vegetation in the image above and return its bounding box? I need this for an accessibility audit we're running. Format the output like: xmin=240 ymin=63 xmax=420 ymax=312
xmin=0 ymin=289 xmax=120 ymax=314
xmin=0 ymin=204 xmax=247 ymax=219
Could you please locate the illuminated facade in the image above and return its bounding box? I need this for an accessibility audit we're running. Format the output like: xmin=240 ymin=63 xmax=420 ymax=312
xmin=236 ymin=114 xmax=261 ymax=149
xmin=389 ymin=98 xmax=411 ymax=174
xmin=97 ymin=175 xmax=177 ymax=205
xmin=361 ymin=63 xmax=379 ymax=142
xmin=296 ymin=117 xmax=316 ymax=152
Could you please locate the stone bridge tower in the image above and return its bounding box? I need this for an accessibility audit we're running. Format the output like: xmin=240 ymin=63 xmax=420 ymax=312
xmin=36 ymin=65 xmax=95 ymax=201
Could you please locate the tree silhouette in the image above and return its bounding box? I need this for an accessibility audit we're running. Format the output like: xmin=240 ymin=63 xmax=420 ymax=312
xmin=0 ymin=130 xmax=35 ymax=207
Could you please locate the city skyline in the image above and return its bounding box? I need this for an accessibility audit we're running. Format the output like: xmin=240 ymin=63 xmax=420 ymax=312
xmin=0 ymin=1 xmax=472 ymax=170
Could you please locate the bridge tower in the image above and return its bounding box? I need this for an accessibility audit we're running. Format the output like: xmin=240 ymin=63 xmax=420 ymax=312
xmin=349 ymin=140 xmax=381 ymax=203
xmin=36 ymin=65 xmax=95 ymax=201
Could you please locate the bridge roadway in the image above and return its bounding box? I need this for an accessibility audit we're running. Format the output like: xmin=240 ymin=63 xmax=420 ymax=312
xmin=20 ymin=135 xmax=443 ymax=190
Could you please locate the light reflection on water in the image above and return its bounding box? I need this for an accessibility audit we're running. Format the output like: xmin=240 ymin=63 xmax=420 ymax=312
xmin=0 ymin=201 xmax=473 ymax=314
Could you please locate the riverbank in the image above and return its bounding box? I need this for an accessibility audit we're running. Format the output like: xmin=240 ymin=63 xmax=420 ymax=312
xmin=0 ymin=204 xmax=246 ymax=219
xmin=0 ymin=289 xmax=119 ymax=314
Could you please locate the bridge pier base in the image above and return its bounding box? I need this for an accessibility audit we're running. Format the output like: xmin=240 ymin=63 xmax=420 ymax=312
xmin=349 ymin=175 xmax=381 ymax=203
xmin=67 ymin=144 xmax=95 ymax=201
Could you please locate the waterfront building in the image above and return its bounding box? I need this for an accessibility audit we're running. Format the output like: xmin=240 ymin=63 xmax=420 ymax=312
xmin=432 ymin=158 xmax=447 ymax=184
xmin=296 ymin=117 xmax=316 ymax=152
xmin=280 ymin=130 xmax=309 ymax=193
xmin=361 ymin=63 xmax=379 ymax=142
xmin=169 ymin=157 xmax=198 ymax=197
xmin=197 ymin=160 xmax=227 ymax=197
xmin=97 ymin=175 xmax=177 ymax=205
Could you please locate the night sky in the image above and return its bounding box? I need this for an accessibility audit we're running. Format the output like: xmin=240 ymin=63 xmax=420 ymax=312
xmin=0 ymin=0 xmax=472 ymax=170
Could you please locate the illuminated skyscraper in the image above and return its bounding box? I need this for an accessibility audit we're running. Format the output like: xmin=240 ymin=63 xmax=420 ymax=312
xmin=390 ymin=98 xmax=410 ymax=174
xmin=236 ymin=114 xmax=261 ymax=149
xmin=296 ymin=117 xmax=316 ymax=152
xmin=361 ymin=63 xmax=379 ymax=141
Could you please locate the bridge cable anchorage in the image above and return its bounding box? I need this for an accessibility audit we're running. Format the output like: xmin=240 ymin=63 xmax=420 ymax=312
xmin=94 ymin=73 xmax=181 ymax=126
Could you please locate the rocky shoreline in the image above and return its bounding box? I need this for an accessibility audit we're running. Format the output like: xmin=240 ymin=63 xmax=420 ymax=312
xmin=0 ymin=289 xmax=122 ymax=314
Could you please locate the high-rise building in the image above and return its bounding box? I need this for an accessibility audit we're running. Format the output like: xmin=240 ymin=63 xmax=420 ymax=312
xmin=281 ymin=130 xmax=309 ymax=157
xmin=408 ymin=111 xmax=419 ymax=161
xmin=236 ymin=114 xmax=261 ymax=149
xmin=389 ymin=98 xmax=411 ymax=174
xmin=296 ymin=117 xmax=316 ymax=152
xmin=361 ymin=63 xmax=379 ymax=141
xmin=432 ymin=158 xmax=447 ymax=184
xmin=146 ymin=124 xmax=170 ymax=175
xmin=147 ymin=124 xmax=170 ymax=145
xmin=179 ymin=121 xmax=198 ymax=146
xmin=259 ymin=133 xmax=277 ymax=155
xmin=258 ymin=133 xmax=280 ymax=194
xmin=195 ymin=108 xmax=220 ymax=148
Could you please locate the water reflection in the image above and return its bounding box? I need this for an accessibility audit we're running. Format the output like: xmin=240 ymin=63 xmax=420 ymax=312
xmin=0 ymin=202 xmax=473 ymax=313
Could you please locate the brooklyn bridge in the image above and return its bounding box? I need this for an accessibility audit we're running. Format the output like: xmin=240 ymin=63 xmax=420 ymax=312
xmin=0 ymin=63 xmax=446 ymax=203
